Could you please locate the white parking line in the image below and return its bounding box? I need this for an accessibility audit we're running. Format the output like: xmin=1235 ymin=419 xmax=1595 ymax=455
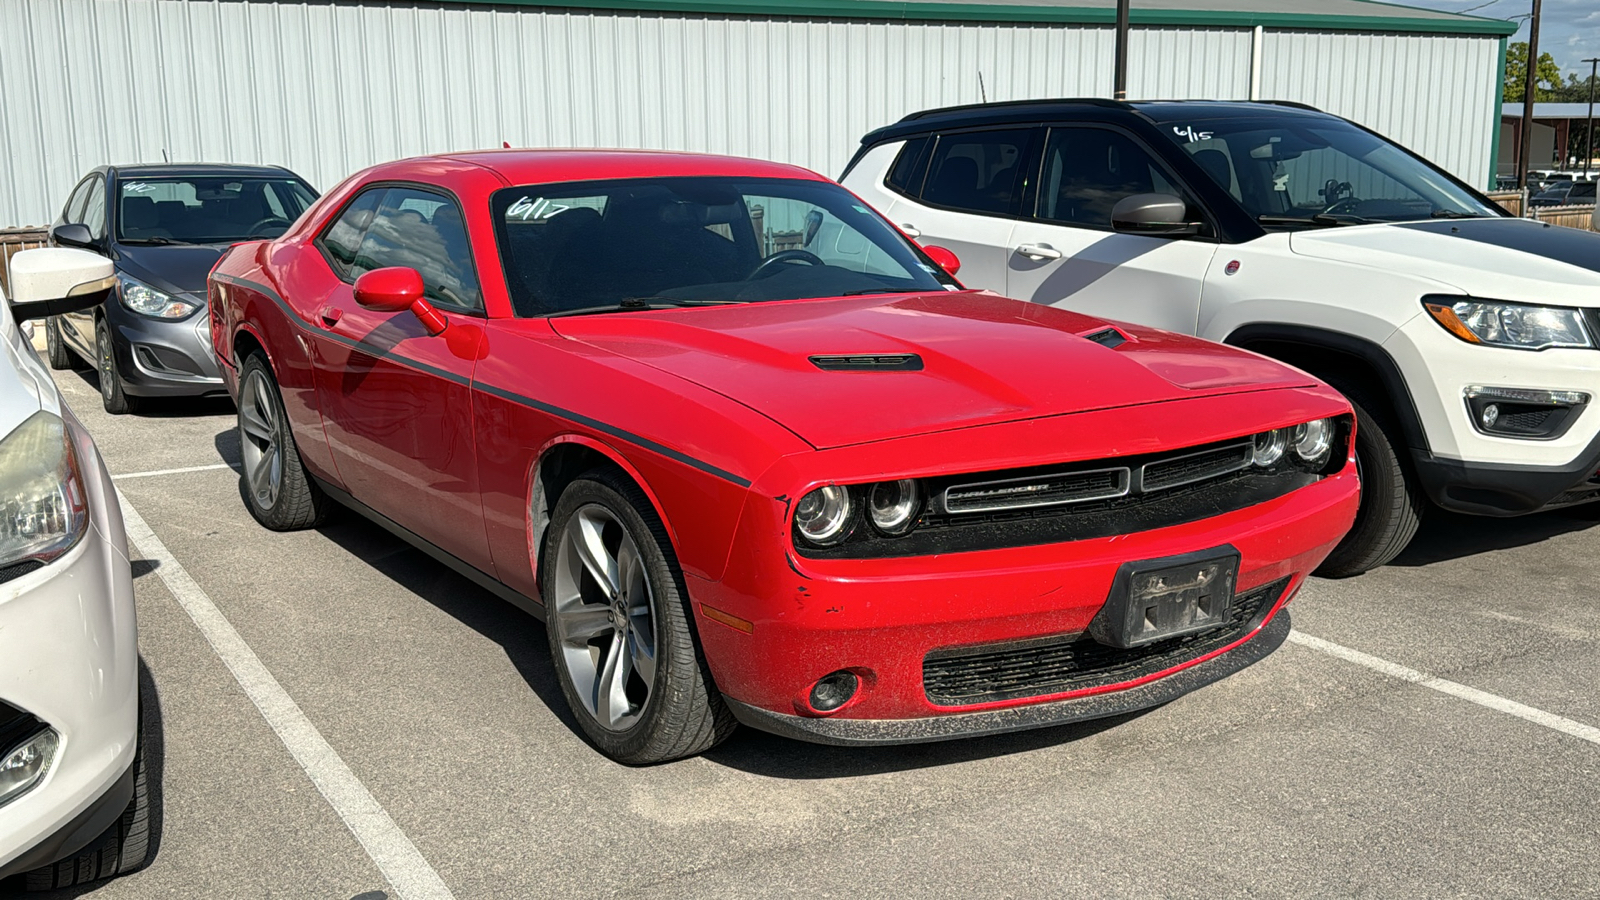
xmin=113 ymin=463 xmax=236 ymax=480
xmin=117 ymin=491 xmax=457 ymax=900
xmin=1288 ymin=630 xmax=1600 ymax=747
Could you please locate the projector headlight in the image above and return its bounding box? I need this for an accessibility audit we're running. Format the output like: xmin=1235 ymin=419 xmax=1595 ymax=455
xmin=794 ymin=485 xmax=852 ymax=547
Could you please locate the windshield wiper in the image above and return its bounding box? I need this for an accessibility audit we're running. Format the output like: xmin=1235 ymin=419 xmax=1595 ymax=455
xmin=544 ymin=297 xmax=742 ymax=318
xmin=840 ymin=288 xmax=914 ymax=296
xmin=1429 ymin=209 xmax=1487 ymax=219
xmin=118 ymin=236 xmax=186 ymax=245
xmin=1256 ymin=213 xmax=1375 ymax=228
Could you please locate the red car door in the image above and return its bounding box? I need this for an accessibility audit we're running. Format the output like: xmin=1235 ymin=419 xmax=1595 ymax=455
xmin=307 ymin=184 xmax=495 ymax=574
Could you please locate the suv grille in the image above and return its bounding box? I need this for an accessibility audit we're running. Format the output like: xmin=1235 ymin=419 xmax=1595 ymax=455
xmin=922 ymin=577 xmax=1290 ymax=707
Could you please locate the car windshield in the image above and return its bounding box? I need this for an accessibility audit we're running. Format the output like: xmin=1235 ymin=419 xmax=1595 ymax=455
xmin=491 ymin=176 xmax=955 ymax=317
xmin=1157 ymin=116 xmax=1502 ymax=227
xmin=116 ymin=176 xmax=317 ymax=244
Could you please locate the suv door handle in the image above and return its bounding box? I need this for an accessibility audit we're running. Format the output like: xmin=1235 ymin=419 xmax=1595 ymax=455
xmin=900 ymin=223 xmax=922 ymax=238
xmin=1015 ymin=243 xmax=1063 ymax=260
xmin=319 ymin=306 xmax=343 ymax=328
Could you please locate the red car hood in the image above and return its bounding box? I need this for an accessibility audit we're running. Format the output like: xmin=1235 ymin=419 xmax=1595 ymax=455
xmin=551 ymin=292 xmax=1316 ymax=449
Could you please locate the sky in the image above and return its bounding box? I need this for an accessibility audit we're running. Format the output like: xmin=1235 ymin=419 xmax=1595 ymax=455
xmin=1386 ymin=0 xmax=1600 ymax=77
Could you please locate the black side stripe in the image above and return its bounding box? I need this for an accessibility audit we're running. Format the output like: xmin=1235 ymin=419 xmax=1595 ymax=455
xmin=213 ymin=273 xmax=754 ymax=488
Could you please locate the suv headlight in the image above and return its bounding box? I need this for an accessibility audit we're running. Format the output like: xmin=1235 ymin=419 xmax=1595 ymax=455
xmin=119 ymin=274 xmax=198 ymax=319
xmin=1424 ymin=298 xmax=1592 ymax=351
xmin=0 ymin=412 xmax=88 ymax=571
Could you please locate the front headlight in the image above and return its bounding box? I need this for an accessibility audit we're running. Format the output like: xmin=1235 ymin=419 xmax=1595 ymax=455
xmin=1425 ymin=298 xmax=1592 ymax=351
xmin=119 ymin=274 xmax=198 ymax=319
xmin=0 ymin=412 xmax=88 ymax=570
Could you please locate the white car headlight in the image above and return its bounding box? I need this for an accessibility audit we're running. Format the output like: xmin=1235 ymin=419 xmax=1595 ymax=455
xmin=1425 ymin=299 xmax=1592 ymax=351
xmin=0 ymin=412 xmax=88 ymax=571
xmin=119 ymin=274 xmax=198 ymax=319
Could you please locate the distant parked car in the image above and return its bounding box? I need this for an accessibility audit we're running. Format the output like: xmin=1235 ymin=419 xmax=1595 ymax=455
xmin=843 ymin=98 xmax=1600 ymax=576
xmin=210 ymin=150 xmax=1357 ymax=763
xmin=1529 ymin=180 xmax=1597 ymax=208
xmin=46 ymin=164 xmax=318 ymax=413
xmin=0 ymin=249 xmax=147 ymax=889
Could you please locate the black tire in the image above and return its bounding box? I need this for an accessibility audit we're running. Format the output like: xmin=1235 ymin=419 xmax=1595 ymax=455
xmin=95 ymin=318 xmax=138 ymax=415
xmin=237 ymin=353 xmax=328 ymax=531
xmin=1315 ymin=391 xmax=1423 ymax=577
xmin=541 ymin=468 xmax=735 ymax=764
xmin=24 ymin=721 xmax=151 ymax=890
xmin=44 ymin=317 xmax=74 ymax=370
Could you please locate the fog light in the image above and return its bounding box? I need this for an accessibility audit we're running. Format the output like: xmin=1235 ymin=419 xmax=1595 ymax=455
xmin=809 ymin=671 xmax=859 ymax=712
xmin=0 ymin=728 xmax=59 ymax=808
xmin=1481 ymin=403 xmax=1499 ymax=429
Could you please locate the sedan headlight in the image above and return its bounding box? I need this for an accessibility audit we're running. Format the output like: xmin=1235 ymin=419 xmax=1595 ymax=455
xmin=119 ymin=274 xmax=198 ymax=319
xmin=1425 ymin=298 xmax=1592 ymax=351
xmin=0 ymin=412 xmax=88 ymax=571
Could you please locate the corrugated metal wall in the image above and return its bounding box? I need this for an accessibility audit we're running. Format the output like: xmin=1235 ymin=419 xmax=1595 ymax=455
xmin=0 ymin=0 xmax=1497 ymax=226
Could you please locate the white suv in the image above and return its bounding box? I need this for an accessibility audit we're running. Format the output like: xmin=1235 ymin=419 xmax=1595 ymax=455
xmin=0 ymin=249 xmax=147 ymax=889
xmin=843 ymin=99 xmax=1600 ymax=576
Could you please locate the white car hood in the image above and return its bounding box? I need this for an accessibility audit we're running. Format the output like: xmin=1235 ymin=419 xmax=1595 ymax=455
xmin=1289 ymin=217 xmax=1600 ymax=305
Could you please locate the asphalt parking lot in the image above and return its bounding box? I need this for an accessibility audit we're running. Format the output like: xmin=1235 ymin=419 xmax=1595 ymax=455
xmin=25 ymin=352 xmax=1600 ymax=900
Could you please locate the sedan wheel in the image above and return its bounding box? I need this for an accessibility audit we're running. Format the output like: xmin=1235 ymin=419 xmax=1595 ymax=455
xmin=235 ymin=353 xmax=328 ymax=531
xmin=95 ymin=319 xmax=137 ymax=414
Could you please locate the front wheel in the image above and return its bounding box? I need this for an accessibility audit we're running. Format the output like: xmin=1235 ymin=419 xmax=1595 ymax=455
xmin=95 ymin=319 xmax=138 ymax=415
xmin=24 ymin=717 xmax=152 ymax=890
xmin=237 ymin=353 xmax=328 ymax=531
xmin=45 ymin=317 xmax=75 ymax=370
xmin=1315 ymin=392 xmax=1423 ymax=577
xmin=541 ymin=469 xmax=734 ymax=764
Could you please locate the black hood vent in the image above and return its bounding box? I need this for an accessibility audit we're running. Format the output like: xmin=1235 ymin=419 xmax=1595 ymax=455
xmin=809 ymin=353 xmax=924 ymax=372
xmin=1081 ymin=327 xmax=1127 ymax=349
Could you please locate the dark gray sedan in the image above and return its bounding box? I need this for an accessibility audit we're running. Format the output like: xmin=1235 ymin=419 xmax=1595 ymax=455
xmin=45 ymin=164 xmax=318 ymax=413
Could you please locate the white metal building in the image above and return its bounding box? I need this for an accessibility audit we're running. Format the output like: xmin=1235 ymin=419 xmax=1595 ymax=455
xmin=0 ymin=0 xmax=1515 ymax=226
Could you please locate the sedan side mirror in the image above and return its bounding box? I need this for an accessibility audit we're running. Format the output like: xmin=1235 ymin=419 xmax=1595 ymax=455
xmin=49 ymin=223 xmax=97 ymax=251
xmin=1110 ymin=193 xmax=1202 ymax=237
xmin=353 ymin=267 xmax=447 ymax=335
xmin=6 ymin=248 xmax=116 ymax=322
xmin=922 ymin=245 xmax=962 ymax=277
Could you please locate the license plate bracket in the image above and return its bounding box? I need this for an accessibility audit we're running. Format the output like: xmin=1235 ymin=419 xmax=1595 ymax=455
xmin=1088 ymin=547 xmax=1240 ymax=649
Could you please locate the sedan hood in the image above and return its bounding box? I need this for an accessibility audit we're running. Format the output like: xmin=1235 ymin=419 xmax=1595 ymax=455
xmin=1289 ymin=218 xmax=1600 ymax=303
xmin=114 ymin=243 xmax=227 ymax=302
xmin=551 ymin=292 xmax=1315 ymax=449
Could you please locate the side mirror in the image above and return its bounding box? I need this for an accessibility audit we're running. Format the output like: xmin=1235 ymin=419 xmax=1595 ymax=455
xmin=6 ymin=248 xmax=116 ymax=322
xmin=49 ymin=223 xmax=97 ymax=250
xmin=353 ymin=267 xmax=447 ymax=335
xmin=922 ymin=245 xmax=962 ymax=277
xmin=1110 ymin=193 xmax=1202 ymax=237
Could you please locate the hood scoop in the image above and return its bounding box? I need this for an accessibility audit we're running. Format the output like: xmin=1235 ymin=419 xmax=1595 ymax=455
xmin=809 ymin=353 xmax=924 ymax=372
xmin=1081 ymin=327 xmax=1127 ymax=349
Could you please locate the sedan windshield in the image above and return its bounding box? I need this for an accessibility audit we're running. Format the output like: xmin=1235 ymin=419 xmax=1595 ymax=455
xmin=1158 ymin=117 xmax=1503 ymax=227
xmin=491 ymin=176 xmax=955 ymax=316
xmin=116 ymin=176 xmax=317 ymax=244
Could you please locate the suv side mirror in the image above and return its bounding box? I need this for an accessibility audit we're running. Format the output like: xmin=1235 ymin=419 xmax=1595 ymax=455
xmin=6 ymin=248 xmax=116 ymax=321
xmin=49 ymin=223 xmax=97 ymax=250
xmin=1110 ymin=193 xmax=1202 ymax=237
xmin=353 ymin=267 xmax=447 ymax=335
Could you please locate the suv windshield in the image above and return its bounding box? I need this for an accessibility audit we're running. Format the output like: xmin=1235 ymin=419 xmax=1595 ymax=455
xmin=116 ymin=176 xmax=317 ymax=244
xmin=1158 ymin=116 xmax=1502 ymax=226
xmin=491 ymin=176 xmax=955 ymax=316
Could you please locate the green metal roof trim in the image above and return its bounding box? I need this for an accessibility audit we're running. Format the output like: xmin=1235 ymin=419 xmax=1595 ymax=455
xmin=417 ymin=0 xmax=1519 ymax=35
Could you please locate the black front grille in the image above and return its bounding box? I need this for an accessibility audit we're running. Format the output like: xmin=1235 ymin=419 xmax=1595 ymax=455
xmin=922 ymin=577 xmax=1290 ymax=707
xmin=0 ymin=699 xmax=46 ymax=753
xmin=1140 ymin=443 xmax=1252 ymax=493
xmin=0 ymin=560 xmax=44 ymax=586
xmin=944 ymin=466 xmax=1129 ymax=513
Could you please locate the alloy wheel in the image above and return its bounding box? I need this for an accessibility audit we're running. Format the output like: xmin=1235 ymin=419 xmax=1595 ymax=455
xmin=552 ymin=504 xmax=658 ymax=731
xmin=97 ymin=325 xmax=116 ymax=402
xmin=238 ymin=369 xmax=284 ymax=511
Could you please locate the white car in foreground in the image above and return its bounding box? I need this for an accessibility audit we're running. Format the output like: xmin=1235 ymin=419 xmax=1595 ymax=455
xmin=0 ymin=249 xmax=147 ymax=890
xmin=844 ymin=99 xmax=1600 ymax=575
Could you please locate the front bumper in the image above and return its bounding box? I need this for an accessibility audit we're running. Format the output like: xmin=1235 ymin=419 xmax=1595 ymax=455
xmin=107 ymin=298 xmax=226 ymax=398
xmin=0 ymin=417 xmax=139 ymax=876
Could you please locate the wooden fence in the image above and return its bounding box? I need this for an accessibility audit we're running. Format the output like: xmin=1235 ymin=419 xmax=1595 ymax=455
xmin=0 ymin=227 xmax=48 ymax=298
xmin=1486 ymin=190 xmax=1594 ymax=231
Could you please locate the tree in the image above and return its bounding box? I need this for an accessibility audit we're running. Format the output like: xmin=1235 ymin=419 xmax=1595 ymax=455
xmin=1504 ymin=42 xmax=1563 ymax=102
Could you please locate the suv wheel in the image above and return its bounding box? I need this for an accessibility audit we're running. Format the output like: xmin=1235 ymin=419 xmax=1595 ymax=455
xmin=1316 ymin=391 xmax=1422 ymax=577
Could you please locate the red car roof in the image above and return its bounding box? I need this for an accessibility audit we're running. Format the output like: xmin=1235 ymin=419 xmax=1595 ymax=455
xmin=430 ymin=149 xmax=828 ymax=186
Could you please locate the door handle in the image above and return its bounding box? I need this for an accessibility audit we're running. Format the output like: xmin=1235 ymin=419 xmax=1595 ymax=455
xmin=319 ymin=306 xmax=343 ymax=328
xmin=1015 ymin=243 xmax=1064 ymax=260
xmin=900 ymin=223 xmax=922 ymax=239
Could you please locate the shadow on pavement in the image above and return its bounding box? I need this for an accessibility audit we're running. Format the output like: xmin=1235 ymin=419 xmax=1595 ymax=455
xmin=66 ymin=368 xmax=234 ymax=419
xmin=1388 ymin=506 xmax=1598 ymax=568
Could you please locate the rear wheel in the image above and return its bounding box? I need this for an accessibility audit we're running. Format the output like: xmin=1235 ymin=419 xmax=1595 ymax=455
xmin=542 ymin=468 xmax=734 ymax=764
xmin=1315 ymin=391 xmax=1423 ymax=577
xmin=238 ymin=353 xmax=328 ymax=531
xmin=96 ymin=319 xmax=138 ymax=415
xmin=44 ymin=317 xmax=74 ymax=370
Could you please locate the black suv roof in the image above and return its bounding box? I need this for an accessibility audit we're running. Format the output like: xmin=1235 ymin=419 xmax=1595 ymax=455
xmin=862 ymin=98 xmax=1331 ymax=146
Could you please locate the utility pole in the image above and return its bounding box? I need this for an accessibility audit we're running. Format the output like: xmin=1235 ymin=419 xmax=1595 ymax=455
xmin=1113 ymin=0 xmax=1130 ymax=100
xmin=1517 ymin=0 xmax=1541 ymax=190
xmin=1585 ymin=57 xmax=1599 ymax=179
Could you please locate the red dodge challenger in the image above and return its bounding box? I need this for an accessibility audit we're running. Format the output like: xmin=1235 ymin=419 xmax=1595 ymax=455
xmin=209 ymin=150 xmax=1358 ymax=764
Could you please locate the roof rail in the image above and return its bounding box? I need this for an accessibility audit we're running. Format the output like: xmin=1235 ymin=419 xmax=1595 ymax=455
xmin=899 ymin=97 xmax=1131 ymax=122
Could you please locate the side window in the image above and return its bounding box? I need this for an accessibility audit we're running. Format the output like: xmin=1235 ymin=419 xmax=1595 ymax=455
xmin=1038 ymin=126 xmax=1186 ymax=230
xmin=885 ymin=137 xmax=930 ymax=197
xmin=81 ymin=178 xmax=108 ymax=241
xmin=354 ymin=187 xmax=482 ymax=313
xmin=63 ymin=178 xmax=94 ymax=224
xmin=319 ymin=190 xmax=384 ymax=278
xmin=920 ymin=129 xmax=1035 ymax=216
